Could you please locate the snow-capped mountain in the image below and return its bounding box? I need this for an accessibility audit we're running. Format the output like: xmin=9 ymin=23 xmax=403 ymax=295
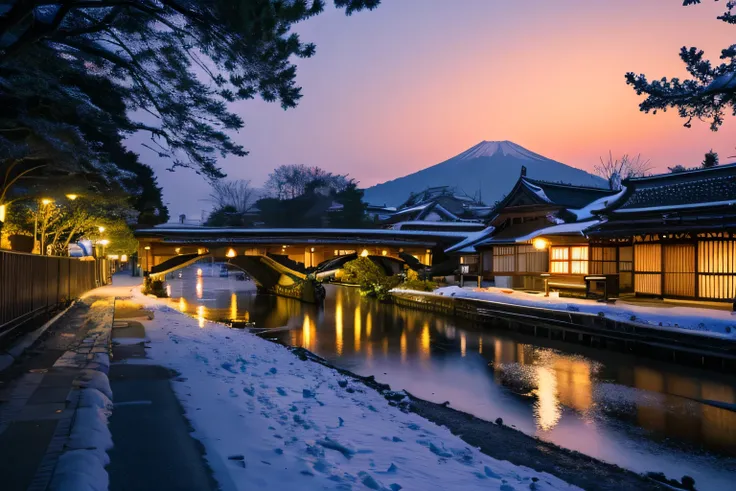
xmin=363 ymin=140 xmax=606 ymax=207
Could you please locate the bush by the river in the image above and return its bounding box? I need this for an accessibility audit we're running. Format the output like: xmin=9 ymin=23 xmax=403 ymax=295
xmin=342 ymin=257 xmax=401 ymax=300
xmin=143 ymin=277 xmax=168 ymax=298
xmin=400 ymin=268 xmax=438 ymax=292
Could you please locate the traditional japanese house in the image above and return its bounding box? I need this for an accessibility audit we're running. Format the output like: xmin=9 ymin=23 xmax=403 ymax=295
xmin=448 ymin=163 xmax=736 ymax=302
xmin=587 ymin=163 xmax=736 ymax=301
xmin=447 ymin=167 xmax=616 ymax=290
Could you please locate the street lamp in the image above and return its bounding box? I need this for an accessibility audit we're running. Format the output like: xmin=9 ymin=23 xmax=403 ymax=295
xmin=98 ymin=226 xmax=105 ymax=233
xmin=35 ymin=198 xmax=53 ymax=255
xmin=99 ymin=239 xmax=110 ymax=257
xmin=66 ymin=194 xmax=78 ymax=201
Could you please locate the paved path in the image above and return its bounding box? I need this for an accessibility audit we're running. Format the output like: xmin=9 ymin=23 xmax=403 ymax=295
xmin=0 ymin=296 xmax=113 ymax=491
xmin=107 ymin=300 xmax=217 ymax=491
xmin=0 ymin=274 xmax=216 ymax=491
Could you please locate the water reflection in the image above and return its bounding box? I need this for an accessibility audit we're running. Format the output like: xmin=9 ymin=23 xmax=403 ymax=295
xmin=167 ymin=271 xmax=736 ymax=489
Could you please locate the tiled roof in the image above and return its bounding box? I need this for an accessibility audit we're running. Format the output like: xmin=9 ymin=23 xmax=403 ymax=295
xmin=523 ymin=178 xmax=615 ymax=209
xmin=618 ymin=170 xmax=736 ymax=211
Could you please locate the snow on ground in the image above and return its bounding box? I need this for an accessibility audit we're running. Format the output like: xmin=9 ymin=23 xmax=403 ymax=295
xmin=129 ymin=289 xmax=579 ymax=491
xmin=394 ymin=286 xmax=736 ymax=339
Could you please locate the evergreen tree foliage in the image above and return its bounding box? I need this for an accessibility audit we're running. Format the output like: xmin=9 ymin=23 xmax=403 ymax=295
xmin=626 ymin=1 xmax=736 ymax=131
xmin=702 ymin=149 xmax=719 ymax=168
xmin=0 ymin=1 xmax=381 ymax=178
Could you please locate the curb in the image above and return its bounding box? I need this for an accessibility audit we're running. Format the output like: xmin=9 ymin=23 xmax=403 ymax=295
xmin=32 ymin=298 xmax=115 ymax=491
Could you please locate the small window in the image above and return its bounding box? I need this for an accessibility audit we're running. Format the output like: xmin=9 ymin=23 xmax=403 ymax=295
xmin=550 ymin=246 xmax=588 ymax=275
xmin=550 ymin=247 xmax=569 ymax=273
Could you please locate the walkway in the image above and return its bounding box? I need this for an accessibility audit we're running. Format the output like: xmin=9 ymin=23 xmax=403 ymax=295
xmin=0 ymin=274 xmax=216 ymax=491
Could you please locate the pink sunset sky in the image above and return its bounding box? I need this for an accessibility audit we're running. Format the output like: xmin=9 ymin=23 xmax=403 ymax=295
xmin=143 ymin=0 xmax=736 ymax=218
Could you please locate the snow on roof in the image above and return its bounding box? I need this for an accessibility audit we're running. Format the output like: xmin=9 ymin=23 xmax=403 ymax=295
xmin=136 ymin=226 xmax=472 ymax=239
xmin=393 ymin=220 xmax=484 ymax=229
xmin=522 ymin=180 xmax=552 ymax=203
xmin=392 ymin=203 xmax=431 ymax=216
xmin=570 ymin=186 xmax=628 ymax=220
xmin=481 ymin=220 xmax=601 ymax=245
xmin=614 ymin=199 xmax=736 ymax=214
xmin=444 ymin=226 xmax=496 ymax=253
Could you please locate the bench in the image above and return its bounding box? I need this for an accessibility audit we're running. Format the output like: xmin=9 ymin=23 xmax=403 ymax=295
xmin=541 ymin=274 xmax=587 ymax=297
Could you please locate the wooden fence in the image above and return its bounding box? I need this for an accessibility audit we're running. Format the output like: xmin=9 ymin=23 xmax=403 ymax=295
xmin=0 ymin=250 xmax=110 ymax=344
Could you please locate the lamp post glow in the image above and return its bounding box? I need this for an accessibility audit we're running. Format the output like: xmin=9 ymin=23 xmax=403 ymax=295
xmin=66 ymin=194 xmax=78 ymax=201
xmin=99 ymin=239 xmax=109 ymax=257
xmin=98 ymin=226 xmax=105 ymax=233
xmin=36 ymin=198 xmax=53 ymax=255
xmin=533 ymin=238 xmax=549 ymax=250
xmin=0 ymin=204 xmax=5 ymax=223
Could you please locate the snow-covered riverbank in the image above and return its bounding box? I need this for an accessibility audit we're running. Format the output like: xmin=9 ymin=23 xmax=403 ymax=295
xmin=393 ymin=286 xmax=736 ymax=339
xmin=129 ymin=289 xmax=579 ymax=491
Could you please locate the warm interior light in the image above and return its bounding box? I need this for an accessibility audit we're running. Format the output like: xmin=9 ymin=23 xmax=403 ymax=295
xmin=533 ymin=238 xmax=548 ymax=250
xmin=144 ymin=246 xmax=151 ymax=250
xmin=360 ymin=249 xmax=369 ymax=257
xmin=310 ymin=247 xmax=315 ymax=252
xmin=99 ymin=239 xmax=110 ymax=246
xmin=175 ymin=247 xmax=181 ymax=254
xmin=381 ymin=250 xmax=387 ymax=256
xmin=226 ymin=248 xmax=237 ymax=258
xmin=66 ymin=194 xmax=78 ymax=201
xmin=121 ymin=254 xmax=128 ymax=262
xmin=41 ymin=198 xmax=52 ymax=206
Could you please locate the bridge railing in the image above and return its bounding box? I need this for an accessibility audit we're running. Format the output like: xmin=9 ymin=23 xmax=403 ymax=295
xmin=0 ymin=250 xmax=110 ymax=346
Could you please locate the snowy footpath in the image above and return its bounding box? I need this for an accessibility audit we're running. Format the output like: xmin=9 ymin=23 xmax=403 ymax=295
xmin=394 ymin=286 xmax=736 ymax=340
xmin=127 ymin=289 xmax=579 ymax=491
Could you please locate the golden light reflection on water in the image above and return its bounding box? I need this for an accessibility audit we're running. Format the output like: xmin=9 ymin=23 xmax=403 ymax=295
xmin=382 ymin=337 xmax=389 ymax=357
xmin=179 ymin=297 xmax=187 ymax=312
xmin=354 ymin=306 xmax=361 ymax=352
xmin=196 ymin=277 xmax=203 ymax=299
xmin=230 ymin=293 xmax=237 ymax=321
xmin=302 ymin=314 xmax=314 ymax=351
xmin=460 ymin=333 xmax=467 ymax=357
xmin=478 ymin=335 xmax=483 ymax=354
xmin=166 ymin=284 xmax=171 ymax=297
xmin=335 ymin=299 xmax=343 ymax=356
xmin=400 ymin=331 xmax=407 ymax=363
xmin=366 ymin=312 xmax=372 ymax=337
xmin=535 ymin=366 xmax=561 ymax=431
xmin=197 ymin=305 xmax=206 ymax=328
xmin=420 ymin=322 xmax=430 ymax=360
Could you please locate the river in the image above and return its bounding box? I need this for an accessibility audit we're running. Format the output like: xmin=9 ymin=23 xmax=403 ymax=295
xmin=165 ymin=270 xmax=736 ymax=490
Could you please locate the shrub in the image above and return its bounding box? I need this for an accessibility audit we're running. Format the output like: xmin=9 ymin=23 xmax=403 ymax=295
xmin=401 ymin=279 xmax=438 ymax=292
xmin=143 ymin=277 xmax=168 ymax=297
xmin=342 ymin=257 xmax=401 ymax=300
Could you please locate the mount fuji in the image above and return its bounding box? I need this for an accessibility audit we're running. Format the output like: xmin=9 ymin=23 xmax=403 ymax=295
xmin=363 ymin=141 xmax=606 ymax=207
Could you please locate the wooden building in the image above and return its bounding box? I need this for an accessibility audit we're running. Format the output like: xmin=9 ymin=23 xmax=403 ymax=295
xmin=588 ymin=164 xmax=736 ymax=301
xmin=448 ymin=164 xmax=736 ymax=302
xmin=448 ymin=167 xmax=616 ymax=290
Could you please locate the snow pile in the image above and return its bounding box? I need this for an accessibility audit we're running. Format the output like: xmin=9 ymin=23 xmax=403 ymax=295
xmin=129 ymin=292 xmax=579 ymax=491
xmin=51 ymin=374 xmax=114 ymax=491
xmin=395 ymin=286 xmax=736 ymax=339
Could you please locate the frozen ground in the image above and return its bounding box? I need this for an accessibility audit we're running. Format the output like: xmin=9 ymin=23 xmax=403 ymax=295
xmin=393 ymin=286 xmax=736 ymax=339
xmin=127 ymin=288 xmax=579 ymax=491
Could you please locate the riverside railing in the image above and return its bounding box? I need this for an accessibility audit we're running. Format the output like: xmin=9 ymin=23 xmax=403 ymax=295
xmin=0 ymin=250 xmax=110 ymax=345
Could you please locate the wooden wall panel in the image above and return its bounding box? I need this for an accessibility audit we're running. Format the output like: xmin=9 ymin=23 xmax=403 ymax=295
xmin=698 ymin=240 xmax=736 ymax=299
xmin=664 ymin=244 xmax=695 ymax=297
xmin=635 ymin=273 xmax=662 ymax=295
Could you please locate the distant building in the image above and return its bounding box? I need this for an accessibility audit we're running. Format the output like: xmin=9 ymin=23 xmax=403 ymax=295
xmin=370 ymin=186 xmax=489 ymax=232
